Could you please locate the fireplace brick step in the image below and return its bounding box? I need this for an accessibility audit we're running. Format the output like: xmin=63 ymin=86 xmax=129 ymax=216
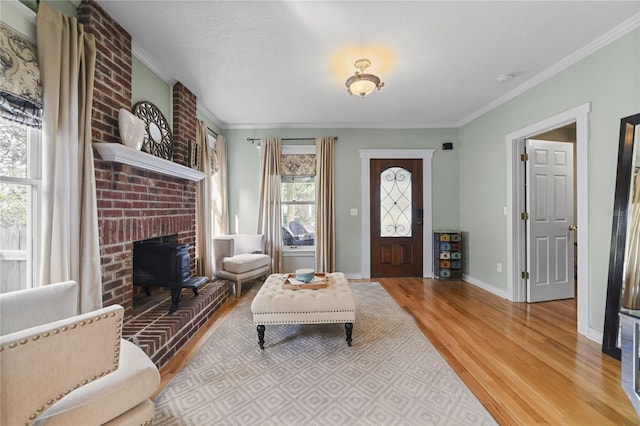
xmin=183 ymin=276 xmax=209 ymax=295
xmin=123 ymin=279 xmax=232 ymax=368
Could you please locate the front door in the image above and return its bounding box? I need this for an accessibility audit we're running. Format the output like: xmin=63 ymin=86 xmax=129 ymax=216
xmin=526 ymin=139 xmax=576 ymax=302
xmin=370 ymin=158 xmax=423 ymax=277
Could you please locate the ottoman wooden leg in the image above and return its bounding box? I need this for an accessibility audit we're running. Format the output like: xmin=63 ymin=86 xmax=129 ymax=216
xmin=345 ymin=323 xmax=353 ymax=346
xmin=257 ymin=325 xmax=265 ymax=349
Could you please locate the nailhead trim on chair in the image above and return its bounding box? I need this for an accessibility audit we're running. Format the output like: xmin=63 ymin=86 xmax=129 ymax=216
xmin=0 ymin=311 xmax=123 ymax=423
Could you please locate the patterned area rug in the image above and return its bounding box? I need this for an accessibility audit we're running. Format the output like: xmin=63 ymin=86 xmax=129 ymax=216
xmin=154 ymin=282 xmax=496 ymax=425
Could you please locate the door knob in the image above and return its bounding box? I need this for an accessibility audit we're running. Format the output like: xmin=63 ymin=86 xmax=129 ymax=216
xmin=568 ymin=225 xmax=577 ymax=231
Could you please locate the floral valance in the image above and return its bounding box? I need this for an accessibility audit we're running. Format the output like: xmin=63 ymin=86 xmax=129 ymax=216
xmin=281 ymin=154 xmax=316 ymax=176
xmin=0 ymin=23 xmax=43 ymax=128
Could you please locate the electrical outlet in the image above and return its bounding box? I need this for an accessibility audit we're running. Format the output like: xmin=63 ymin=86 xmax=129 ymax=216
xmin=350 ymin=208 xmax=358 ymax=216
xmin=497 ymin=262 xmax=502 ymax=272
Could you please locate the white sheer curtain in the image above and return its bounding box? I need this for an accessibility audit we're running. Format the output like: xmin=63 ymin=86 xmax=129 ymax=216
xmin=212 ymin=135 xmax=229 ymax=236
xmin=196 ymin=120 xmax=213 ymax=277
xmin=37 ymin=2 xmax=102 ymax=312
xmin=257 ymin=138 xmax=282 ymax=273
xmin=315 ymin=137 xmax=336 ymax=272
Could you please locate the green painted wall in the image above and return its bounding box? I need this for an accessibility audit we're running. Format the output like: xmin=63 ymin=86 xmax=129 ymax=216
xmin=131 ymin=57 xmax=173 ymax=128
xmin=18 ymin=0 xmax=78 ymax=17
xmin=458 ymin=28 xmax=640 ymax=332
xmin=132 ymin=60 xmax=222 ymax=137
xmin=224 ymin=127 xmax=460 ymax=275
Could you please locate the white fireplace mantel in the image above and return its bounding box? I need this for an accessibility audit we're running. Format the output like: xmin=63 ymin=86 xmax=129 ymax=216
xmin=94 ymin=143 xmax=205 ymax=181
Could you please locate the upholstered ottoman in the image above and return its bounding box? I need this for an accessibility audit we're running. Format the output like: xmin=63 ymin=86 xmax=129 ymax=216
xmin=251 ymin=272 xmax=356 ymax=349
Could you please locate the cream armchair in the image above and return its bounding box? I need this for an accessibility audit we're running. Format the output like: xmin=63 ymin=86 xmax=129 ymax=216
xmin=214 ymin=234 xmax=271 ymax=297
xmin=0 ymin=281 xmax=160 ymax=425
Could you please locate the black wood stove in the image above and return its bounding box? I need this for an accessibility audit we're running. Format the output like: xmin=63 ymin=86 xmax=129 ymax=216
xmin=133 ymin=241 xmax=207 ymax=314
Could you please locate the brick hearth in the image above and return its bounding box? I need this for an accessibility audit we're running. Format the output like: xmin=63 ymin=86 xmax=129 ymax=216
xmin=77 ymin=0 xmax=231 ymax=369
xmin=123 ymin=281 xmax=231 ymax=367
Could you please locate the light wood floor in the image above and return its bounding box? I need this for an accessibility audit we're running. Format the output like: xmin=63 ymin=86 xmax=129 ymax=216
xmin=156 ymin=277 xmax=639 ymax=425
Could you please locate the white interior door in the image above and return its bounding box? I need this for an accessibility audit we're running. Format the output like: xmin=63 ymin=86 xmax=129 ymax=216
xmin=526 ymin=139 xmax=575 ymax=302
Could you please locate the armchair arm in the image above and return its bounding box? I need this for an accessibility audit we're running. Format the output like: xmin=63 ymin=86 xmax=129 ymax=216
xmin=0 ymin=281 xmax=79 ymax=335
xmin=213 ymin=236 xmax=235 ymax=274
xmin=0 ymin=305 xmax=123 ymax=425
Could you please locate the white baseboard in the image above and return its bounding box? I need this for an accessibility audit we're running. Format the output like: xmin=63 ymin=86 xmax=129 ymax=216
xmin=463 ymin=274 xmax=509 ymax=299
xmin=344 ymin=272 xmax=363 ymax=280
xmin=587 ymin=327 xmax=603 ymax=344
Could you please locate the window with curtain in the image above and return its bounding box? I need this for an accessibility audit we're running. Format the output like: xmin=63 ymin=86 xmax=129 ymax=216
xmin=208 ymin=133 xmax=218 ymax=173
xmin=0 ymin=23 xmax=42 ymax=293
xmin=281 ymin=151 xmax=316 ymax=248
xmin=0 ymin=117 xmax=41 ymax=293
xmin=208 ymin=132 xmax=224 ymax=236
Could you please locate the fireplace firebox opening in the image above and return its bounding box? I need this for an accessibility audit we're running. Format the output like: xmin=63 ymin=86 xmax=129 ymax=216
xmin=133 ymin=236 xmax=208 ymax=314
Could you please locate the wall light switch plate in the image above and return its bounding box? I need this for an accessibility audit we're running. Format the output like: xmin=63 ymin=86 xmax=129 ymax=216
xmin=350 ymin=208 xmax=358 ymax=216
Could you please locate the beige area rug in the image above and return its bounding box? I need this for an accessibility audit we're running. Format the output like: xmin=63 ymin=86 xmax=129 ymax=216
xmin=154 ymin=282 xmax=496 ymax=425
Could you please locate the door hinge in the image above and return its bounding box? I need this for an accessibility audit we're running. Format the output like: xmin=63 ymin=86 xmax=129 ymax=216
xmin=521 ymin=211 xmax=529 ymax=220
xmin=521 ymin=271 xmax=530 ymax=280
xmin=521 ymin=153 xmax=529 ymax=161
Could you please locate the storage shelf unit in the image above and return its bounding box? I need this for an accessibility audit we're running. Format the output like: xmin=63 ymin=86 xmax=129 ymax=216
xmin=433 ymin=231 xmax=462 ymax=279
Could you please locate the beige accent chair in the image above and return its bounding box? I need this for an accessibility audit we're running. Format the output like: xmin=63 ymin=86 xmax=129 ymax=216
xmin=214 ymin=234 xmax=271 ymax=297
xmin=0 ymin=281 xmax=160 ymax=425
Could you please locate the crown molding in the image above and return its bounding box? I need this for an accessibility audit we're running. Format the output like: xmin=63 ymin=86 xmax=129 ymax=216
xmin=458 ymin=12 xmax=640 ymax=127
xmin=131 ymin=40 xmax=176 ymax=86
xmin=131 ymin=43 xmax=228 ymax=130
xmin=196 ymin=104 xmax=224 ymax=131
xmin=221 ymin=121 xmax=457 ymax=130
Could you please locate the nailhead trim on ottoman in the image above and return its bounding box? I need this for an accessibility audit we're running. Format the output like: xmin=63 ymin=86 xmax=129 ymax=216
xmin=251 ymin=272 xmax=355 ymax=348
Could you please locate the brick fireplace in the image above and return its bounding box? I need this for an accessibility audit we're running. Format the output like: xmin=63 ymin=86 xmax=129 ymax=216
xmin=95 ymin=163 xmax=196 ymax=316
xmin=77 ymin=1 xmax=231 ymax=367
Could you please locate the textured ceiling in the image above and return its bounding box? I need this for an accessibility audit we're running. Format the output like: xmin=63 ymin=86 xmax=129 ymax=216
xmin=97 ymin=1 xmax=640 ymax=129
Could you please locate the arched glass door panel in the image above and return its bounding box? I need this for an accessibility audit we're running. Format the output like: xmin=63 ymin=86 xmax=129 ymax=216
xmin=380 ymin=167 xmax=412 ymax=237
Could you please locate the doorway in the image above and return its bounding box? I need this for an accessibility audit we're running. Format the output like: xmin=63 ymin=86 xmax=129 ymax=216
xmin=370 ymin=158 xmax=423 ymax=277
xmin=359 ymin=149 xmax=435 ymax=279
xmin=523 ymin=136 xmax=576 ymax=302
xmin=505 ymin=103 xmax=590 ymax=337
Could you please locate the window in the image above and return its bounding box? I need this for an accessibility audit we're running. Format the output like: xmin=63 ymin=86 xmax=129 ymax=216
xmin=0 ymin=117 xmax=41 ymax=292
xmin=281 ymin=175 xmax=316 ymax=248
xmin=207 ymin=132 xmax=228 ymax=237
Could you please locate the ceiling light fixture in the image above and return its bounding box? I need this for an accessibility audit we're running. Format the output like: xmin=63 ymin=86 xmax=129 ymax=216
xmin=345 ymin=59 xmax=384 ymax=98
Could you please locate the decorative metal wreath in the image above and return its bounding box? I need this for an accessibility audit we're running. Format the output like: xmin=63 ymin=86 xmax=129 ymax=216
xmin=132 ymin=101 xmax=174 ymax=160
